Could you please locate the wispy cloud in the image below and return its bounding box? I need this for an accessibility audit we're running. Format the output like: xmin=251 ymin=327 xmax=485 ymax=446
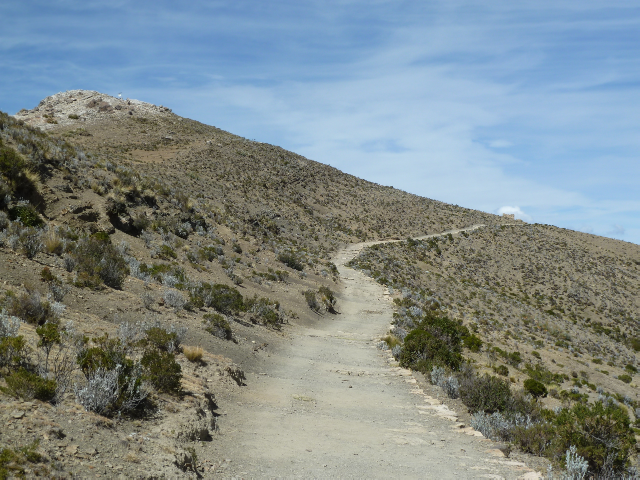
xmin=608 ymin=224 xmax=625 ymax=236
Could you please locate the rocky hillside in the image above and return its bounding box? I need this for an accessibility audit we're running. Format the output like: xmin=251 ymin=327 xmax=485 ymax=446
xmin=347 ymin=225 xmax=640 ymax=475
xmin=349 ymin=225 xmax=639 ymax=391
xmin=0 ymin=90 xmax=502 ymax=477
xmin=0 ymin=90 xmax=638 ymax=477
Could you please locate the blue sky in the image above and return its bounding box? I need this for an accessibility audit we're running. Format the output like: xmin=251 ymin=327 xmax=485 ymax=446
xmin=1 ymin=1 xmax=639 ymax=244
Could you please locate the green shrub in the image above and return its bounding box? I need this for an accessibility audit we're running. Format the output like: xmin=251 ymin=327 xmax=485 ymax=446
xmin=551 ymin=401 xmax=636 ymax=475
xmin=400 ymin=329 xmax=462 ymax=373
xmin=511 ymin=422 xmax=557 ymax=457
xmin=75 ymin=334 xmax=149 ymax=415
xmin=278 ymin=252 xmax=304 ymax=271
xmin=495 ymin=365 xmax=509 ymax=376
xmin=73 ymin=234 xmax=129 ymax=289
xmin=318 ymin=286 xmax=337 ymax=313
xmin=9 ymin=204 xmax=43 ymax=227
xmin=0 ymin=335 xmax=30 ymax=371
xmin=138 ymin=262 xmax=173 ymax=281
xmin=531 ymin=350 xmax=541 ymax=359
xmin=399 ymin=314 xmax=463 ymax=373
xmin=459 ymin=374 xmax=512 ymax=414
xmin=141 ymin=349 xmax=182 ymax=394
xmin=245 ymin=295 xmax=283 ymax=328
xmin=491 ymin=346 xmax=522 ymax=367
xmin=624 ymin=364 xmax=637 ymax=374
xmin=0 ymin=141 xmax=26 ymax=175
xmin=524 ymin=363 xmax=567 ymax=385
xmin=158 ymin=244 xmax=177 ymax=260
xmin=203 ymin=313 xmax=232 ymax=340
xmin=463 ymin=333 xmax=482 ymax=352
xmin=197 ymin=245 xmax=219 ymax=262
xmin=0 ymin=143 xmax=42 ymax=204
xmin=524 ymin=378 xmax=548 ymax=398
xmin=142 ymin=327 xmax=179 ymax=352
xmin=40 ymin=267 xmax=57 ymax=283
xmin=3 ymin=368 xmax=56 ymax=401
xmin=202 ymin=283 xmax=244 ymax=314
xmin=36 ymin=322 xmax=62 ymax=375
xmin=303 ymin=289 xmax=320 ymax=312
xmin=629 ymin=337 xmax=640 ymax=352
xmin=77 ymin=336 xmax=127 ymax=376
xmin=618 ymin=374 xmax=632 ymax=384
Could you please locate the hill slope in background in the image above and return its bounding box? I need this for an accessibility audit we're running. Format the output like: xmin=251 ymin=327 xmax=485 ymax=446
xmin=0 ymin=90 xmax=637 ymax=477
xmin=349 ymin=225 xmax=639 ymax=396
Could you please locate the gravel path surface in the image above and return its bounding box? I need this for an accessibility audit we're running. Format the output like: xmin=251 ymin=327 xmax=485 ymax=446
xmin=216 ymin=234 xmax=541 ymax=479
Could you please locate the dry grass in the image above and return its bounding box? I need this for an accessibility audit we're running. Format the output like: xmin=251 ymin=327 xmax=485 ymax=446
xmin=43 ymin=229 xmax=63 ymax=255
xmin=182 ymin=345 xmax=204 ymax=362
xmin=123 ymin=452 xmax=140 ymax=463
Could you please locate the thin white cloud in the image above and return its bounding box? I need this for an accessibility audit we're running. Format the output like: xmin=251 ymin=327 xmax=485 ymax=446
xmin=608 ymin=224 xmax=625 ymax=235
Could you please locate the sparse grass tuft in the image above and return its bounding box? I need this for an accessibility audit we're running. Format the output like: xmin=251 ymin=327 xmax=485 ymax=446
xmin=182 ymin=345 xmax=204 ymax=362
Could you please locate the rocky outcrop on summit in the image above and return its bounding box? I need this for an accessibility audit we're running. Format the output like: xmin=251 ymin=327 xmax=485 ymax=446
xmin=14 ymin=89 xmax=173 ymax=130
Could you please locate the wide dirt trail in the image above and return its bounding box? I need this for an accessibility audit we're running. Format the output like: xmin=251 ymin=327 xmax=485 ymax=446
xmin=218 ymin=229 xmax=538 ymax=479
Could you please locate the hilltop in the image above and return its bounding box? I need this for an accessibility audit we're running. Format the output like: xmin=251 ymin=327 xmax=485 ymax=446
xmin=0 ymin=90 xmax=637 ymax=478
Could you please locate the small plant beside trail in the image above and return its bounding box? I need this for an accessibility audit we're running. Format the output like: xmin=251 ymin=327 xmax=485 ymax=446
xmin=74 ymin=321 xmax=187 ymax=416
xmin=303 ymin=287 xmax=338 ymax=314
xmin=245 ymin=295 xmax=284 ymax=329
xmin=399 ymin=312 xmax=464 ymax=373
xmin=189 ymin=282 xmax=244 ymax=314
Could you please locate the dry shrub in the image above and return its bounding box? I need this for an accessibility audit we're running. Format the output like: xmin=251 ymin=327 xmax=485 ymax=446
xmin=182 ymin=345 xmax=204 ymax=363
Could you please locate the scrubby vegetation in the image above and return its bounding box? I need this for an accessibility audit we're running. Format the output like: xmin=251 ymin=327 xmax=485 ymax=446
xmin=349 ymin=232 xmax=640 ymax=477
xmin=72 ymin=232 xmax=129 ymax=289
xmin=203 ymin=313 xmax=233 ymax=340
xmin=0 ymin=440 xmax=51 ymax=477
xmin=302 ymin=286 xmax=338 ymax=314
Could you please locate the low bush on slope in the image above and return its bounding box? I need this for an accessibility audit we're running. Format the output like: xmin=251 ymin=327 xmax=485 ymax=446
xmin=351 ymin=245 xmax=638 ymax=478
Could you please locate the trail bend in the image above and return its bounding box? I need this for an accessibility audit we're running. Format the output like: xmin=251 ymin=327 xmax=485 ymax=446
xmin=217 ymin=224 xmax=539 ymax=479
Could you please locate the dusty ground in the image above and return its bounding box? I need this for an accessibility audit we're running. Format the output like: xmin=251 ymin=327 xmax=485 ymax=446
xmin=212 ymin=238 xmax=543 ymax=479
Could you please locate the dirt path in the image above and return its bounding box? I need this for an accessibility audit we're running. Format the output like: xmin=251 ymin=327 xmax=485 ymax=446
xmin=215 ymin=226 xmax=540 ymax=479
